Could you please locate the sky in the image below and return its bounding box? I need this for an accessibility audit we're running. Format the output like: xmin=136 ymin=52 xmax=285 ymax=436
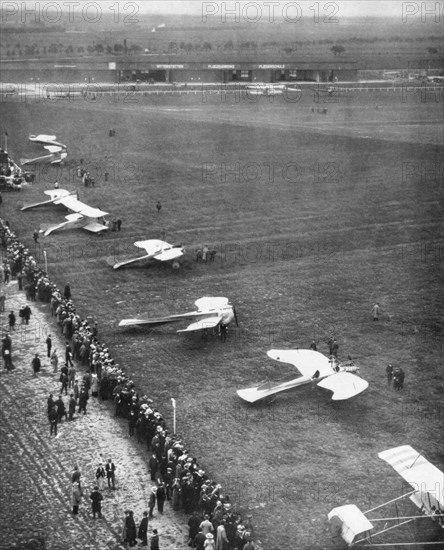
xmin=16 ymin=0 xmax=439 ymax=18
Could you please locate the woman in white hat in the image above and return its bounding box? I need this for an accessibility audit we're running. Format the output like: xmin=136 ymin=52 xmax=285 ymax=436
xmin=204 ymin=532 xmax=215 ymax=549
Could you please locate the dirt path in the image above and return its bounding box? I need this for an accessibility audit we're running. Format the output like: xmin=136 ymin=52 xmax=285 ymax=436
xmin=0 ymin=280 xmax=188 ymax=550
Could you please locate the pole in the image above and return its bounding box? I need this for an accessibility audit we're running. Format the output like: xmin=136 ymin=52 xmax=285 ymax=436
xmin=43 ymin=250 xmax=47 ymax=274
xmin=171 ymin=398 xmax=176 ymax=434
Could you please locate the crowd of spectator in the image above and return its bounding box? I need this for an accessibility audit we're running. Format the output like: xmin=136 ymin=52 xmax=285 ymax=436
xmin=0 ymin=216 xmax=257 ymax=549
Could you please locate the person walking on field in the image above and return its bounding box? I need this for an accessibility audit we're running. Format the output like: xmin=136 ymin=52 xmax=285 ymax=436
xmin=90 ymin=485 xmax=103 ymax=519
xmin=46 ymin=335 xmax=52 ymax=358
xmin=8 ymin=311 xmax=16 ymax=331
xmin=138 ymin=511 xmax=149 ymax=546
xmin=150 ymin=529 xmax=160 ymax=550
xmin=48 ymin=405 xmax=58 ymax=436
xmin=96 ymin=463 xmax=106 ymax=491
xmin=106 ymin=458 xmax=116 ymax=490
xmin=72 ymin=482 xmax=82 ymax=515
xmin=32 ymin=353 xmax=41 ymax=377
xmin=51 ymin=350 xmax=59 ymax=373
xmin=372 ymin=303 xmax=380 ymax=321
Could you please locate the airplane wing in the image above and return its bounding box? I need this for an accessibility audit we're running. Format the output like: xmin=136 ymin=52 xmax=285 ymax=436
xmin=316 ymin=371 xmax=369 ymax=400
xmin=83 ymin=221 xmax=109 ymax=233
xmin=378 ymin=445 xmax=444 ymax=509
xmin=21 ymin=189 xmax=73 ymax=211
xmin=134 ymin=240 xmax=184 ymax=262
xmin=21 ymin=154 xmax=56 ymax=165
xmin=177 ymin=315 xmax=221 ymax=333
xmin=30 ymin=134 xmax=57 ymax=142
xmin=267 ymin=349 xmax=334 ymax=379
xmin=44 ymin=145 xmax=63 ymax=153
xmin=195 ymin=297 xmax=230 ymax=311
xmin=42 ymin=213 xmax=83 ymax=236
xmin=57 ymin=195 xmax=108 ymax=218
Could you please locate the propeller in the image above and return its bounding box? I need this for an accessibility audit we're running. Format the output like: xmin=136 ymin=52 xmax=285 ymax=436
xmin=232 ymin=305 xmax=239 ymax=327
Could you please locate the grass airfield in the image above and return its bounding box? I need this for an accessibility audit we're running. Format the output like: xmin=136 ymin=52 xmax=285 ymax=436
xmin=2 ymin=87 xmax=444 ymax=549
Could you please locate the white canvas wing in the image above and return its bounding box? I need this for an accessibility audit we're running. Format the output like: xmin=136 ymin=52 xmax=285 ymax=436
xmin=30 ymin=134 xmax=57 ymax=142
xmin=328 ymin=505 xmax=374 ymax=546
xmin=316 ymin=371 xmax=368 ymax=400
xmin=44 ymin=145 xmax=63 ymax=153
xmin=177 ymin=315 xmax=221 ymax=333
xmin=58 ymin=195 xmax=108 ymax=218
xmin=43 ymin=189 xmax=72 ymax=201
xmin=65 ymin=213 xmax=83 ymax=222
xmin=133 ymin=240 xmax=183 ymax=262
xmin=194 ymin=297 xmax=230 ymax=312
xmin=154 ymin=247 xmax=184 ymax=262
xmin=22 ymin=189 xmax=73 ymax=211
xmin=83 ymin=221 xmax=108 ymax=233
xmin=267 ymin=349 xmax=334 ymax=379
xmin=379 ymin=445 xmax=444 ymax=509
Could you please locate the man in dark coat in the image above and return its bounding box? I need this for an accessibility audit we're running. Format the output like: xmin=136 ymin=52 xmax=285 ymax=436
xmin=138 ymin=511 xmax=148 ymax=546
xmin=148 ymin=454 xmax=158 ymax=482
xmin=106 ymin=458 xmax=116 ymax=489
xmin=55 ymin=395 xmax=67 ymax=423
xmin=48 ymin=406 xmax=58 ymax=436
xmin=64 ymin=283 xmax=71 ymax=300
xmin=150 ymin=529 xmax=159 ymax=550
xmin=8 ymin=311 xmax=16 ymax=331
xmin=124 ymin=510 xmax=137 ymax=547
xmin=32 ymin=353 xmax=41 ymax=377
xmin=194 ymin=527 xmax=206 ymax=550
xmin=149 ymin=487 xmax=156 ymax=518
xmin=78 ymin=386 xmax=89 ymax=415
xmin=156 ymin=483 xmax=166 ymax=514
xmin=46 ymin=335 xmax=52 ymax=358
xmin=68 ymin=394 xmax=76 ymax=420
xmin=90 ymin=486 xmax=103 ymax=518
xmin=23 ymin=305 xmax=31 ymax=325
xmin=188 ymin=512 xmax=201 ymax=546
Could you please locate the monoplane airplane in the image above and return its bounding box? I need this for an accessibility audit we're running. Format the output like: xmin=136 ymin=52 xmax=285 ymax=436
xmin=237 ymin=349 xmax=368 ymax=403
xmin=119 ymin=297 xmax=238 ymax=333
xmin=21 ymin=134 xmax=67 ymax=165
xmin=245 ymin=83 xmax=301 ymax=96
xmin=328 ymin=445 xmax=444 ymax=547
xmin=113 ymin=240 xmax=184 ymax=270
xmin=21 ymin=189 xmax=109 ymax=236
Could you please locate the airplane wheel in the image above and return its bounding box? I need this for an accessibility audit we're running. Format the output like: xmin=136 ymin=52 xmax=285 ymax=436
xmin=172 ymin=261 xmax=180 ymax=269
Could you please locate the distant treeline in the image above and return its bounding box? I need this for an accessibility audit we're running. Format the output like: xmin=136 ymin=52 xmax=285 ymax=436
xmin=2 ymin=26 xmax=65 ymax=33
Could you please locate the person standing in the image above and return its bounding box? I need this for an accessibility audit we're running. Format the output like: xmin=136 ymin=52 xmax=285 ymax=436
xmin=150 ymin=529 xmax=159 ymax=550
xmin=65 ymin=343 xmax=73 ymax=367
xmin=96 ymin=463 xmax=106 ymax=491
xmin=68 ymin=394 xmax=76 ymax=420
xmin=78 ymin=384 xmax=89 ymax=414
xmin=16 ymin=271 xmax=24 ymax=291
xmin=204 ymin=533 xmax=215 ymax=550
xmin=156 ymin=483 xmax=166 ymax=514
xmin=106 ymin=458 xmax=116 ymax=490
xmin=216 ymin=521 xmax=229 ymax=550
xmin=149 ymin=487 xmax=157 ymax=519
xmin=8 ymin=311 xmax=16 ymax=331
xmin=55 ymin=395 xmax=67 ymax=423
xmin=138 ymin=511 xmax=148 ymax=546
xmin=72 ymin=482 xmax=82 ymax=515
xmin=124 ymin=510 xmax=137 ymax=547
xmin=202 ymin=245 xmax=209 ymax=263
xmin=310 ymin=339 xmax=317 ymax=351
xmin=156 ymin=201 xmax=162 ymax=214
xmin=23 ymin=305 xmax=31 ymax=325
xmin=188 ymin=512 xmax=201 ymax=546
xmin=46 ymin=335 xmax=52 ymax=358
xmin=371 ymin=303 xmax=380 ymax=321
xmin=32 ymin=353 xmax=41 ymax=377
xmin=50 ymin=350 xmax=59 ymax=374
xmin=33 ymin=230 xmax=39 ymax=243
xmin=386 ymin=364 xmax=394 ymax=387
xmin=64 ymin=283 xmax=71 ymax=300
xmin=194 ymin=527 xmax=206 ymax=550
xmin=90 ymin=486 xmax=103 ymax=519
xmin=48 ymin=405 xmax=58 ymax=436
xmin=68 ymin=364 xmax=76 ymax=388
xmin=331 ymin=339 xmax=339 ymax=358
